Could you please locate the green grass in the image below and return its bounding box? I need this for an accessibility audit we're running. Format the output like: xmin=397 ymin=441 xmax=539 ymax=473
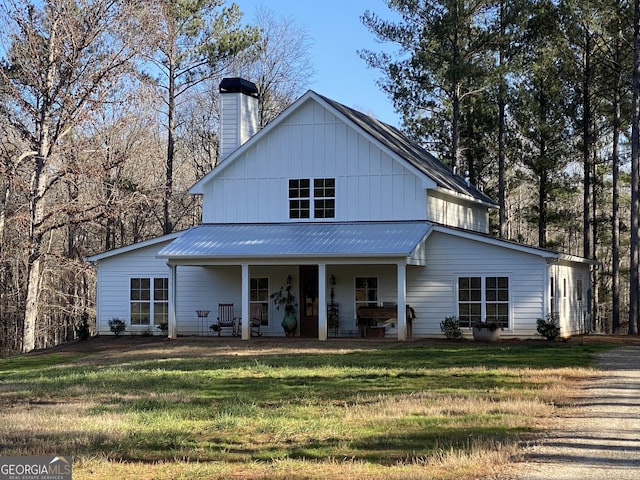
xmin=0 ymin=339 xmax=611 ymax=479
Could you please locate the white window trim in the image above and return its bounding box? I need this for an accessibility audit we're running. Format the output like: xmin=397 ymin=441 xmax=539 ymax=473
xmin=250 ymin=276 xmax=271 ymax=327
xmin=354 ymin=276 xmax=379 ymax=314
xmin=288 ymin=177 xmax=335 ymax=221
xmin=455 ymin=275 xmax=512 ymax=330
xmin=129 ymin=276 xmax=168 ymax=328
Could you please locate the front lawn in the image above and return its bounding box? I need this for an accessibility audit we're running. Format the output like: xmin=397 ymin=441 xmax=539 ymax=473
xmin=0 ymin=338 xmax=609 ymax=479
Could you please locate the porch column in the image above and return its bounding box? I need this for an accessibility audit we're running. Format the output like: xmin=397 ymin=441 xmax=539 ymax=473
xmin=168 ymin=263 xmax=177 ymax=339
xmin=318 ymin=263 xmax=327 ymax=341
xmin=397 ymin=261 xmax=407 ymax=341
xmin=241 ymin=263 xmax=250 ymax=340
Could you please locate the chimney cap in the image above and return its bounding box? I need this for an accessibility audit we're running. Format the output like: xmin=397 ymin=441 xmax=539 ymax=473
xmin=219 ymin=77 xmax=258 ymax=97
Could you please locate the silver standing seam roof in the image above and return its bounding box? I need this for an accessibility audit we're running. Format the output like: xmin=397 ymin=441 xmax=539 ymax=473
xmin=156 ymin=222 xmax=433 ymax=259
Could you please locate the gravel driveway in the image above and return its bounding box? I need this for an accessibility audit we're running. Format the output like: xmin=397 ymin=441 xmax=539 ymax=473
xmin=500 ymin=346 xmax=640 ymax=479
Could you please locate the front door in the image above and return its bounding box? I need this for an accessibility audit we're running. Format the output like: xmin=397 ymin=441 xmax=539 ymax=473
xmin=299 ymin=265 xmax=318 ymax=337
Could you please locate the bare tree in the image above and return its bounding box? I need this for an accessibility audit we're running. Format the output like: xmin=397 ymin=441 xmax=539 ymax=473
xmin=231 ymin=6 xmax=315 ymax=128
xmin=0 ymin=0 xmax=143 ymax=352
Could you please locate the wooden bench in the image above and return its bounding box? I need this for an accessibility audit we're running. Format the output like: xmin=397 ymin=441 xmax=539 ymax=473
xmin=356 ymin=306 xmax=414 ymax=338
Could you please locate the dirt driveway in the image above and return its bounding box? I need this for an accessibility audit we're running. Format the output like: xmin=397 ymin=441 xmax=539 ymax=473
xmin=500 ymin=345 xmax=640 ymax=479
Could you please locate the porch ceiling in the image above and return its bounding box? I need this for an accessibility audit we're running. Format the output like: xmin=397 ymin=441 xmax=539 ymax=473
xmin=156 ymin=221 xmax=432 ymax=260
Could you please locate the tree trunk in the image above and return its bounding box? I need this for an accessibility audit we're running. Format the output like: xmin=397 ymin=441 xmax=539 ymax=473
xmin=582 ymin=31 xmax=592 ymax=261
xmin=612 ymin=6 xmax=623 ymax=334
xmin=22 ymin=14 xmax=58 ymax=353
xmin=629 ymin=0 xmax=640 ymax=335
xmin=498 ymin=0 xmax=507 ymax=239
xmin=164 ymin=61 xmax=175 ymax=235
xmin=23 ymin=157 xmax=48 ymax=352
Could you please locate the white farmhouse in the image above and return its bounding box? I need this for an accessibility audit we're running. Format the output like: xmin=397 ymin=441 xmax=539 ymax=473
xmin=87 ymin=78 xmax=595 ymax=340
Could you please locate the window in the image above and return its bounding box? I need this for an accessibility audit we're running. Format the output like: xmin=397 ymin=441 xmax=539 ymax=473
xmin=458 ymin=276 xmax=509 ymax=328
xmin=458 ymin=277 xmax=481 ymax=326
xmin=289 ymin=178 xmax=335 ymax=219
xmin=355 ymin=277 xmax=378 ymax=308
xmin=314 ymin=178 xmax=335 ymax=218
xmin=289 ymin=179 xmax=310 ymax=219
xmin=153 ymin=278 xmax=169 ymax=325
xmin=250 ymin=277 xmax=270 ymax=326
xmin=485 ymin=277 xmax=509 ymax=327
xmin=577 ymin=279 xmax=583 ymax=301
xmin=130 ymin=277 xmax=168 ymax=326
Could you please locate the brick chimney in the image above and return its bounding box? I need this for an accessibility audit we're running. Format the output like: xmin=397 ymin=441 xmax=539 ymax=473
xmin=219 ymin=78 xmax=259 ymax=162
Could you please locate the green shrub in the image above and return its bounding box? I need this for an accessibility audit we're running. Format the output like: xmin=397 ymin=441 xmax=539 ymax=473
xmin=536 ymin=314 xmax=560 ymax=340
xmin=440 ymin=316 xmax=462 ymax=340
xmin=108 ymin=318 xmax=127 ymax=337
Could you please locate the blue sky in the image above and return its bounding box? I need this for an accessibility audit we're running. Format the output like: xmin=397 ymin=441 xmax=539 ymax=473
xmin=235 ymin=0 xmax=401 ymax=127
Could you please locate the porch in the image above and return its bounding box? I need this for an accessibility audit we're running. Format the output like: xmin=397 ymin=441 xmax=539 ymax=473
xmin=156 ymin=221 xmax=431 ymax=342
xmin=164 ymin=262 xmax=418 ymax=341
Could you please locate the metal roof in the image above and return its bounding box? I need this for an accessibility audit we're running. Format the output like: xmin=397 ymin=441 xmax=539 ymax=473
xmin=315 ymin=93 xmax=498 ymax=207
xmin=157 ymin=222 xmax=432 ymax=259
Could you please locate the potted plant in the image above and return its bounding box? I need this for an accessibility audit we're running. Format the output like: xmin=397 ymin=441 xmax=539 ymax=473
xmin=472 ymin=319 xmax=501 ymax=341
xmin=270 ymin=274 xmax=298 ymax=336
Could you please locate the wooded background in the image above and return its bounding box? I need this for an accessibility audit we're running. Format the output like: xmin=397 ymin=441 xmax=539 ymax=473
xmin=1 ymin=0 xmax=638 ymax=354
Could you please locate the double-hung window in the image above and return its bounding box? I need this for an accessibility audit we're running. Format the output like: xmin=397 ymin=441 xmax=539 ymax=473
xmin=250 ymin=277 xmax=270 ymax=326
xmin=313 ymin=178 xmax=335 ymax=218
xmin=289 ymin=179 xmax=310 ymax=219
xmin=130 ymin=277 xmax=168 ymax=326
xmin=457 ymin=276 xmax=509 ymax=328
xmin=289 ymin=178 xmax=335 ymax=219
xmin=355 ymin=277 xmax=378 ymax=309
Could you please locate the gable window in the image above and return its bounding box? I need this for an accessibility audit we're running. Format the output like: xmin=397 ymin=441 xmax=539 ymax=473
xmin=457 ymin=276 xmax=509 ymax=328
xmin=289 ymin=178 xmax=335 ymax=219
xmin=314 ymin=178 xmax=335 ymax=218
xmin=131 ymin=277 xmax=168 ymax=326
xmin=289 ymin=179 xmax=310 ymax=218
xmin=355 ymin=277 xmax=378 ymax=308
xmin=250 ymin=277 xmax=270 ymax=326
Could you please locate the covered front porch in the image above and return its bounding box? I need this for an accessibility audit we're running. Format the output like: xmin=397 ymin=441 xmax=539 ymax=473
xmin=156 ymin=222 xmax=431 ymax=341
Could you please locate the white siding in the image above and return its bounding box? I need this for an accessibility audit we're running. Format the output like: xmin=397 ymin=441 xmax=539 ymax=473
xmin=219 ymin=91 xmax=259 ymax=161
xmin=94 ymin=241 xmax=173 ymax=335
xmin=549 ymin=262 xmax=591 ymax=337
xmin=407 ymin=232 xmax=547 ymax=338
xmin=427 ymin=190 xmax=490 ymax=233
xmin=202 ymin=99 xmax=426 ymax=223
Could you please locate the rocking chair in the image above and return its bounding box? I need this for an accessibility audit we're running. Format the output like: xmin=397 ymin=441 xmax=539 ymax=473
xmin=211 ymin=303 xmax=238 ymax=336
xmin=249 ymin=303 xmax=264 ymax=337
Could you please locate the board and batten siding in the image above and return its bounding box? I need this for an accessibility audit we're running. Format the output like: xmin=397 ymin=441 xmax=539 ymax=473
xmin=407 ymin=232 xmax=547 ymax=338
xmin=202 ymin=99 xmax=430 ymax=223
